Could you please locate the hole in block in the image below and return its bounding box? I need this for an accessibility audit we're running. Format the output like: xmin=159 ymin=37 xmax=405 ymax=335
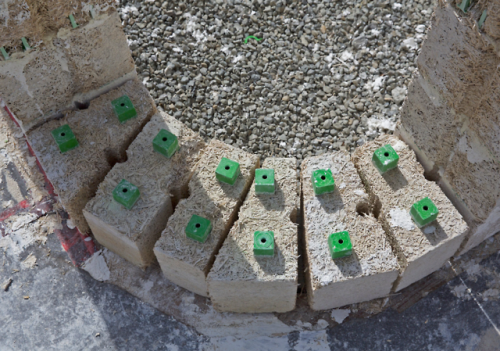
xmin=162 ymin=137 xmax=167 ymax=142
xmin=121 ymin=103 xmax=125 ymax=107
xmin=338 ymin=239 xmax=344 ymax=244
xmin=225 ymin=165 xmax=230 ymax=170
xmin=195 ymin=223 xmax=201 ymax=228
xmin=423 ymin=206 xmax=429 ymax=211
xmin=262 ymin=175 xmax=267 ymax=179
xmin=122 ymin=188 xmax=128 ymax=193
xmin=261 ymin=238 xmax=266 ymax=243
xmin=321 ymin=175 xmax=326 ymax=180
xmin=74 ymin=101 xmax=90 ymax=110
xmin=60 ymin=133 xmax=66 ymax=137
xmin=384 ymin=152 xmax=389 ymax=157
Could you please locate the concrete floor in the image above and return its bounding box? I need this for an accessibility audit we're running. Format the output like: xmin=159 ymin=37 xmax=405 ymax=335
xmin=1 ymin=230 xmax=500 ymax=350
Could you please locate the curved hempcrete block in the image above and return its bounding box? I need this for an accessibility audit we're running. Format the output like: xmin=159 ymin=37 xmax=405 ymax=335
xmin=207 ymin=158 xmax=299 ymax=313
xmin=301 ymin=152 xmax=399 ymax=310
xmin=84 ymin=112 xmax=206 ymax=268
xmin=154 ymin=140 xmax=259 ymax=297
xmin=352 ymin=135 xmax=468 ymax=291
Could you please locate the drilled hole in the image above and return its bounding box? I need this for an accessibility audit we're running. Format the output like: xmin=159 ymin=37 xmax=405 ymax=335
xmin=384 ymin=152 xmax=389 ymax=157
xmin=122 ymin=188 xmax=128 ymax=193
xmin=423 ymin=206 xmax=429 ymax=211
xmin=261 ymin=238 xmax=266 ymax=243
xmin=60 ymin=133 xmax=66 ymax=137
xmin=225 ymin=165 xmax=230 ymax=170
xmin=338 ymin=239 xmax=344 ymax=244
xmin=195 ymin=223 xmax=201 ymax=228
xmin=262 ymin=175 xmax=268 ymax=179
xmin=120 ymin=103 xmax=125 ymax=107
xmin=162 ymin=137 xmax=167 ymax=142
xmin=321 ymin=175 xmax=326 ymax=180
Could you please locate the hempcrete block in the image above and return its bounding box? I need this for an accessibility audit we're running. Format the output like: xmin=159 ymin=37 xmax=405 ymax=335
xmin=0 ymin=12 xmax=135 ymax=132
xmin=207 ymin=158 xmax=299 ymax=313
xmin=27 ymin=79 xmax=155 ymax=234
xmin=154 ymin=140 xmax=260 ymax=297
xmin=301 ymin=152 xmax=399 ymax=310
xmin=84 ymin=112 xmax=206 ymax=268
xmin=352 ymin=135 xmax=468 ymax=292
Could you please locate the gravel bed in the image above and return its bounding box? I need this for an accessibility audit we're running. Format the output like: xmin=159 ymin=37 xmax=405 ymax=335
xmin=118 ymin=0 xmax=435 ymax=160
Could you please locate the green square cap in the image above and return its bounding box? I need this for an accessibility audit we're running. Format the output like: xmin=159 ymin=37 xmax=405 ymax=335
xmin=372 ymin=144 xmax=399 ymax=173
xmin=215 ymin=157 xmax=240 ymax=185
xmin=253 ymin=231 xmax=274 ymax=256
xmin=111 ymin=95 xmax=137 ymax=123
xmin=255 ymin=169 xmax=275 ymax=194
xmin=410 ymin=197 xmax=439 ymax=228
xmin=185 ymin=215 xmax=212 ymax=243
xmin=311 ymin=169 xmax=335 ymax=195
xmin=51 ymin=124 xmax=78 ymax=153
xmin=153 ymin=129 xmax=179 ymax=158
xmin=328 ymin=231 xmax=353 ymax=259
xmin=113 ymin=179 xmax=140 ymax=210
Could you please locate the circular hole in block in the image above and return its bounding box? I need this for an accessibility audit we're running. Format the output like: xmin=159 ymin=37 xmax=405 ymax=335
xmin=338 ymin=239 xmax=344 ymax=244
xmin=321 ymin=175 xmax=326 ymax=180
xmin=225 ymin=165 xmax=230 ymax=170
xmin=261 ymin=238 xmax=267 ymax=243
xmin=262 ymin=175 xmax=268 ymax=179
xmin=120 ymin=103 xmax=125 ymax=107
xmin=162 ymin=137 xmax=167 ymax=142
xmin=423 ymin=206 xmax=429 ymax=211
xmin=384 ymin=152 xmax=389 ymax=157
xmin=122 ymin=188 xmax=128 ymax=193
xmin=60 ymin=133 xmax=66 ymax=137
xmin=195 ymin=223 xmax=201 ymax=228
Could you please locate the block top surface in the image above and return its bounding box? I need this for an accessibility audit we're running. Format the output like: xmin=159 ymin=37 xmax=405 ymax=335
xmin=352 ymin=135 xmax=468 ymax=261
xmin=301 ymin=152 xmax=398 ymax=288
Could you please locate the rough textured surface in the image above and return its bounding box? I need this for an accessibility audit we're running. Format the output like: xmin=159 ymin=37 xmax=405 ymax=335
xmin=84 ymin=112 xmax=206 ymax=268
xmin=27 ymin=79 xmax=155 ymax=234
xmin=352 ymin=135 xmax=468 ymax=291
xmin=154 ymin=140 xmax=259 ymax=297
xmin=208 ymin=158 xmax=299 ymax=313
xmin=301 ymin=152 xmax=399 ymax=310
xmin=0 ymin=12 xmax=136 ymax=132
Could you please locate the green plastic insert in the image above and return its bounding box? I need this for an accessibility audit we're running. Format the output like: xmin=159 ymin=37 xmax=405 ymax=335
xmin=0 ymin=47 xmax=9 ymax=60
xmin=372 ymin=144 xmax=399 ymax=173
xmin=113 ymin=179 xmax=140 ymax=210
xmin=215 ymin=157 xmax=240 ymax=185
xmin=311 ymin=169 xmax=335 ymax=195
xmin=153 ymin=129 xmax=179 ymax=158
xmin=51 ymin=124 xmax=78 ymax=153
xmin=410 ymin=197 xmax=439 ymax=228
xmin=255 ymin=169 xmax=275 ymax=194
xmin=111 ymin=95 xmax=137 ymax=123
xmin=253 ymin=231 xmax=274 ymax=256
xmin=185 ymin=215 xmax=212 ymax=243
xmin=21 ymin=37 xmax=30 ymax=51
xmin=328 ymin=231 xmax=353 ymax=259
xmin=69 ymin=14 xmax=78 ymax=28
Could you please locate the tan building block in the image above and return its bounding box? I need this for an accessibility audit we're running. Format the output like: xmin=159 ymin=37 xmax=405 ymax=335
xmin=301 ymin=152 xmax=399 ymax=310
xmin=154 ymin=140 xmax=259 ymax=297
xmin=352 ymin=135 xmax=468 ymax=292
xmin=27 ymin=79 xmax=155 ymax=234
xmin=207 ymin=158 xmax=299 ymax=313
xmin=84 ymin=112 xmax=206 ymax=268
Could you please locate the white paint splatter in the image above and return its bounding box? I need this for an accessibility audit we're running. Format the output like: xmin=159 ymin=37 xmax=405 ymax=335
xmin=389 ymin=208 xmax=416 ymax=231
xmin=457 ymin=133 xmax=493 ymax=164
xmin=331 ymin=309 xmax=350 ymax=324
xmin=82 ymin=250 xmax=110 ymax=282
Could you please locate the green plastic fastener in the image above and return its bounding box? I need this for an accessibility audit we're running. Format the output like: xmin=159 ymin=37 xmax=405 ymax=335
xmin=0 ymin=47 xmax=9 ymax=60
xmin=254 ymin=231 xmax=274 ymax=256
xmin=311 ymin=169 xmax=335 ymax=195
xmin=458 ymin=0 xmax=471 ymax=13
xmin=244 ymin=35 xmax=263 ymax=44
xmin=372 ymin=144 xmax=399 ymax=173
xmin=153 ymin=129 xmax=179 ymax=158
xmin=21 ymin=37 xmax=30 ymax=51
xmin=328 ymin=231 xmax=353 ymax=259
xmin=111 ymin=95 xmax=137 ymax=123
xmin=479 ymin=9 xmax=487 ymax=28
xmin=113 ymin=179 xmax=140 ymax=210
xmin=215 ymin=157 xmax=240 ymax=185
xmin=185 ymin=214 xmax=212 ymax=243
xmin=89 ymin=5 xmax=96 ymax=19
xmin=410 ymin=197 xmax=439 ymax=228
xmin=69 ymin=14 xmax=78 ymax=28
xmin=255 ymin=168 xmax=275 ymax=194
xmin=51 ymin=124 xmax=78 ymax=153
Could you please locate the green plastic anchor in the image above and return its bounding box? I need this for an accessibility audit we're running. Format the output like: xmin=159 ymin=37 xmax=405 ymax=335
xmin=243 ymin=35 xmax=263 ymax=44
xmin=69 ymin=14 xmax=78 ymax=28
xmin=458 ymin=0 xmax=471 ymax=13
xmin=479 ymin=9 xmax=487 ymax=28
xmin=0 ymin=47 xmax=9 ymax=60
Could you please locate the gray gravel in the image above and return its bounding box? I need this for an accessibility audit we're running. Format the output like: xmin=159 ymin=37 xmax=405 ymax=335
xmin=118 ymin=0 xmax=435 ymax=159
